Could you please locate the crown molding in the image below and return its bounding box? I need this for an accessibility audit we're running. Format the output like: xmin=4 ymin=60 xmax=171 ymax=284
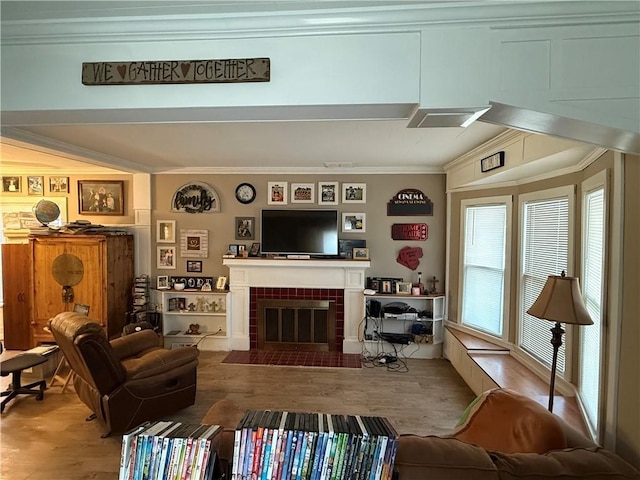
xmin=155 ymin=165 xmax=445 ymax=175
xmin=1 ymin=127 xmax=151 ymax=174
xmin=2 ymin=2 xmax=638 ymax=45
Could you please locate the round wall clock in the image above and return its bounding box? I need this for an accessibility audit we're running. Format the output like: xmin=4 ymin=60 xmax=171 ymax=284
xmin=235 ymin=183 xmax=256 ymax=204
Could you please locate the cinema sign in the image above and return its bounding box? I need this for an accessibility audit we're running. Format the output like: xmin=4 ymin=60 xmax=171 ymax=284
xmin=387 ymin=189 xmax=433 ymax=216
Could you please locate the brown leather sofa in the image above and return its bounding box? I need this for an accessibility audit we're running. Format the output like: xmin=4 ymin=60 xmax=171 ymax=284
xmin=49 ymin=311 xmax=199 ymax=436
xmin=201 ymin=389 xmax=640 ymax=479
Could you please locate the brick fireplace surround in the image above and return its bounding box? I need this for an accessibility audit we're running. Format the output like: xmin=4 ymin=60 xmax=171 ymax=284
xmin=223 ymin=258 xmax=370 ymax=354
xmin=250 ymin=287 xmax=344 ymax=350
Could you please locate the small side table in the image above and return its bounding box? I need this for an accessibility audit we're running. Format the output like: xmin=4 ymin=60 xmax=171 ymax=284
xmin=0 ymin=354 xmax=47 ymax=413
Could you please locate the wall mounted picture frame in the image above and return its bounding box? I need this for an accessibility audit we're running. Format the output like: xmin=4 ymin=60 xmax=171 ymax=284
xmin=353 ymin=247 xmax=370 ymax=260
xmin=267 ymin=182 xmax=288 ymax=205
xmin=186 ymin=260 xmax=203 ymax=273
xmin=27 ymin=176 xmax=44 ymax=196
xmin=2 ymin=176 xmax=21 ymax=193
xmin=180 ymin=229 xmax=208 ymax=258
xmin=78 ymin=180 xmax=124 ymax=215
xmin=235 ymin=216 xmax=255 ymax=240
xmin=157 ymin=246 xmax=176 ymax=269
xmin=49 ymin=176 xmax=69 ymax=193
xmin=291 ymin=183 xmax=315 ymax=203
xmin=342 ymin=213 xmax=366 ymax=233
xmin=342 ymin=183 xmax=366 ymax=203
xmin=157 ymin=275 xmax=169 ymax=289
xmin=318 ymin=181 xmax=339 ymax=205
xmin=157 ymin=220 xmax=176 ymax=243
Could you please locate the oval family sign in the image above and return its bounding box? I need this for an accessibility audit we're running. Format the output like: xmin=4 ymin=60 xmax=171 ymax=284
xmin=171 ymin=182 xmax=220 ymax=213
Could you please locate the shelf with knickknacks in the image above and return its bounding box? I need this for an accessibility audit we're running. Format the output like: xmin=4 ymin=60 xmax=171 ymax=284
xmin=154 ymin=289 xmax=230 ymax=351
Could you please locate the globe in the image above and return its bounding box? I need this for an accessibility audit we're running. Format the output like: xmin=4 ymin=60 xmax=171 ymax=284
xmin=33 ymin=200 xmax=61 ymax=226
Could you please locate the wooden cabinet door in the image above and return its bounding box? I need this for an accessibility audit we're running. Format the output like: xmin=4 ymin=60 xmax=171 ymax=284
xmin=2 ymin=244 xmax=32 ymax=349
xmin=31 ymin=237 xmax=106 ymax=342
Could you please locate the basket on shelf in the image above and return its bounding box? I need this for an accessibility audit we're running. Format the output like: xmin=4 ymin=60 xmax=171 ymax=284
xmin=412 ymin=333 xmax=434 ymax=344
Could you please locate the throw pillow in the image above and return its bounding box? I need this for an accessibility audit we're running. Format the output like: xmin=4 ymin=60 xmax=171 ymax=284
xmin=452 ymin=388 xmax=568 ymax=454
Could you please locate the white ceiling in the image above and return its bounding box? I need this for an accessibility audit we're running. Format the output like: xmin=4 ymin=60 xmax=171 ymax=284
xmin=0 ymin=120 xmax=507 ymax=175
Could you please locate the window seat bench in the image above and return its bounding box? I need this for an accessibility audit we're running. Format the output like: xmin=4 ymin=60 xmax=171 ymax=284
xmin=444 ymin=326 xmax=590 ymax=438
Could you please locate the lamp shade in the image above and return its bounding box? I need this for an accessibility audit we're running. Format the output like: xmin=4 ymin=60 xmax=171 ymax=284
xmin=527 ymin=272 xmax=593 ymax=325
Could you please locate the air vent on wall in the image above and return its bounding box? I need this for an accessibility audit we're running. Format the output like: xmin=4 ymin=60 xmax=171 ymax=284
xmin=407 ymin=106 xmax=491 ymax=128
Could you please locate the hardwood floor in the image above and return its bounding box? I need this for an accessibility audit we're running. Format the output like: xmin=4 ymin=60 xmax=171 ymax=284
xmin=0 ymin=350 xmax=474 ymax=480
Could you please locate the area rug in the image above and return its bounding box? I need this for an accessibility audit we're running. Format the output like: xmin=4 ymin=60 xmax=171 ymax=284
xmin=221 ymin=350 xmax=362 ymax=369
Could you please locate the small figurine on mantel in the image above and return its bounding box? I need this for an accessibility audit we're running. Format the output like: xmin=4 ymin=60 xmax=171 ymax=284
xmin=428 ymin=276 xmax=440 ymax=294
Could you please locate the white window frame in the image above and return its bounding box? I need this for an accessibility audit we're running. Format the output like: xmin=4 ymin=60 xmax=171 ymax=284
xmin=579 ymin=170 xmax=608 ymax=440
xmin=516 ymin=185 xmax=576 ymax=382
xmin=458 ymin=196 xmax=512 ymax=341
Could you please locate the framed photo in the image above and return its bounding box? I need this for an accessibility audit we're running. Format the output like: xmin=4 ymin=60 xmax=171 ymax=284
xmin=2 ymin=176 xmax=21 ymax=193
xmin=396 ymin=282 xmax=413 ymax=294
xmin=49 ymin=176 xmax=69 ymax=193
xmin=238 ymin=245 xmax=247 ymax=256
xmin=186 ymin=260 xmax=202 ymax=273
xmin=318 ymin=181 xmax=339 ymax=205
xmin=480 ymin=151 xmax=505 ymax=173
xmin=73 ymin=303 xmax=90 ymax=316
xmin=216 ymin=276 xmax=228 ymax=290
xmin=228 ymin=244 xmax=239 ymax=256
xmin=180 ymin=229 xmax=208 ymax=258
xmin=342 ymin=183 xmax=366 ymax=203
xmin=381 ymin=280 xmax=393 ymax=294
xmin=157 ymin=275 xmax=170 ymax=289
xmin=27 ymin=176 xmax=44 ymax=196
xmin=78 ymin=180 xmax=124 ymax=215
xmin=353 ymin=247 xmax=370 ymax=260
xmin=342 ymin=213 xmax=366 ymax=233
xmin=267 ymin=182 xmax=288 ymax=205
xmin=291 ymin=183 xmax=315 ymax=203
xmin=157 ymin=246 xmax=176 ymax=269
xmin=157 ymin=220 xmax=176 ymax=243
xmin=235 ymin=217 xmax=255 ymax=240
xmin=249 ymin=242 xmax=261 ymax=257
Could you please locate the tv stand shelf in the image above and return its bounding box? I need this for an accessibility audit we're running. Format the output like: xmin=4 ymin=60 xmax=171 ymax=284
xmin=363 ymin=293 xmax=444 ymax=359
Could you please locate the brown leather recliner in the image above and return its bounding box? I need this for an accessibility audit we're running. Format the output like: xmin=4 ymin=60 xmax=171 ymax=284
xmin=49 ymin=311 xmax=199 ymax=436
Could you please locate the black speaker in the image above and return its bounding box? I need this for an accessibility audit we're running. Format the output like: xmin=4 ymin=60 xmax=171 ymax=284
xmin=368 ymin=299 xmax=382 ymax=318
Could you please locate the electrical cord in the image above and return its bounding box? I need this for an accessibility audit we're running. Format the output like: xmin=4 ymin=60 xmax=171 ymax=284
xmin=193 ymin=327 xmax=224 ymax=348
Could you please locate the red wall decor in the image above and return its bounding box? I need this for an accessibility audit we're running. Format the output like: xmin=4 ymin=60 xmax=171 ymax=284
xmin=391 ymin=223 xmax=428 ymax=241
xmin=396 ymin=246 xmax=423 ymax=270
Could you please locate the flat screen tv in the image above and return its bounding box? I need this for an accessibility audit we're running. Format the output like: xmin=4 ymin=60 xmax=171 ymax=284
xmin=261 ymin=209 xmax=339 ymax=256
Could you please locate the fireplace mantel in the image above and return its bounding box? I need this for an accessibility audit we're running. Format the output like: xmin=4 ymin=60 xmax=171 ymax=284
xmin=223 ymin=258 xmax=370 ymax=353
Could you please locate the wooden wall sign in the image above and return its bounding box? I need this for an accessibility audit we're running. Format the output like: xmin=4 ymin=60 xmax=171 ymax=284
xmin=387 ymin=189 xmax=433 ymax=216
xmin=396 ymin=246 xmax=423 ymax=270
xmin=391 ymin=223 xmax=428 ymax=241
xmin=82 ymin=58 xmax=270 ymax=85
xmin=171 ymin=182 xmax=220 ymax=213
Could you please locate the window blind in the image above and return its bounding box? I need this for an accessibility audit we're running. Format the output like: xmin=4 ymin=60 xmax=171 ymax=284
xmin=580 ymin=187 xmax=604 ymax=432
xmin=520 ymin=198 xmax=569 ymax=371
xmin=461 ymin=204 xmax=506 ymax=336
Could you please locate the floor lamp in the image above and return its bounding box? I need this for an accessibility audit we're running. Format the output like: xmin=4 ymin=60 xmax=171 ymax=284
xmin=526 ymin=271 xmax=593 ymax=412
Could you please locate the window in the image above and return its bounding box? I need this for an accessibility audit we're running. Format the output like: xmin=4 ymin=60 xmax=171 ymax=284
xmin=460 ymin=197 xmax=511 ymax=337
xmin=519 ymin=187 xmax=574 ymax=373
xmin=580 ymin=172 xmax=606 ymax=435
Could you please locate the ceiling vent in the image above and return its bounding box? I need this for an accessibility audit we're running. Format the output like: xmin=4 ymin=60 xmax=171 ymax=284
xmin=407 ymin=106 xmax=491 ymax=128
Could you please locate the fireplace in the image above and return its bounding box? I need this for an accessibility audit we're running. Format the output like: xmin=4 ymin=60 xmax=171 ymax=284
xmin=223 ymin=258 xmax=370 ymax=353
xmin=249 ymin=287 xmax=344 ymax=352
xmin=257 ymin=298 xmax=337 ymax=351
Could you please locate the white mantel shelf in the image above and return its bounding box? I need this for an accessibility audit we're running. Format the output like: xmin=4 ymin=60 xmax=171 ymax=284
xmin=223 ymin=258 xmax=370 ymax=352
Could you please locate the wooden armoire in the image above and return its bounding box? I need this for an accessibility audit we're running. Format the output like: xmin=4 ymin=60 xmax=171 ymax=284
xmin=29 ymin=233 xmax=134 ymax=345
xmin=2 ymin=244 xmax=32 ymax=350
